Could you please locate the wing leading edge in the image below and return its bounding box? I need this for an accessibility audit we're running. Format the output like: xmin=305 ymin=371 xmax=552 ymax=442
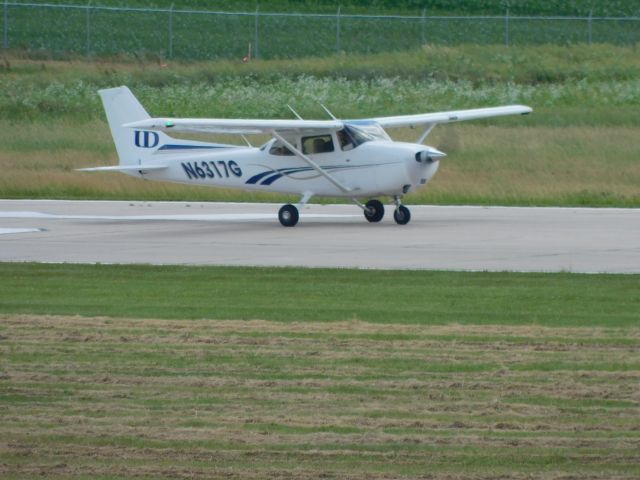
xmin=371 ymin=105 xmax=532 ymax=128
xmin=124 ymin=118 xmax=344 ymax=135
xmin=124 ymin=105 xmax=531 ymax=135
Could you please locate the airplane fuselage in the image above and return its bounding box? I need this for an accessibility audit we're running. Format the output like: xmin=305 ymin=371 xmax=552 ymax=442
xmin=129 ymin=139 xmax=440 ymax=198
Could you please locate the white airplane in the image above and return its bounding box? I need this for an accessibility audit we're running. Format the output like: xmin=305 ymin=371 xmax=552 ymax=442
xmin=81 ymin=86 xmax=531 ymax=227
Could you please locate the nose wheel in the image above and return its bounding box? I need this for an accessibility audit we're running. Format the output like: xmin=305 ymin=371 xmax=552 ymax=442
xmin=393 ymin=205 xmax=411 ymax=225
xmin=392 ymin=196 xmax=411 ymax=225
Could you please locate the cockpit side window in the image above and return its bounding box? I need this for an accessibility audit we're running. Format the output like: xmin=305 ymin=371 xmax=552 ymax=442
xmin=302 ymin=134 xmax=334 ymax=154
xmin=269 ymin=139 xmax=295 ymax=156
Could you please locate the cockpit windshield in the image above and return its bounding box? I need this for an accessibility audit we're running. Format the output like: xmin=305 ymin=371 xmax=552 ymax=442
xmin=344 ymin=123 xmax=390 ymax=145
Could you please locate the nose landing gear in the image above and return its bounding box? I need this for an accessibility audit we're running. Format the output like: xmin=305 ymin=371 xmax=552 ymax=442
xmin=392 ymin=196 xmax=411 ymax=225
xmin=393 ymin=205 xmax=411 ymax=225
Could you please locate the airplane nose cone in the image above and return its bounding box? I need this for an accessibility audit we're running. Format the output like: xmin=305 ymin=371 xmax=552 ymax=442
xmin=415 ymin=147 xmax=446 ymax=164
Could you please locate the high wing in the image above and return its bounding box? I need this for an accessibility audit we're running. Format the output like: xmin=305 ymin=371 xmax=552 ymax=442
xmin=124 ymin=118 xmax=344 ymax=135
xmin=371 ymin=105 xmax=532 ymax=128
xmin=125 ymin=105 xmax=530 ymax=135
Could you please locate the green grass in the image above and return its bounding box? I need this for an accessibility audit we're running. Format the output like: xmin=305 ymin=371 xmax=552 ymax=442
xmin=0 ymin=263 xmax=638 ymax=327
xmin=0 ymin=45 xmax=640 ymax=207
xmin=2 ymin=44 xmax=640 ymax=207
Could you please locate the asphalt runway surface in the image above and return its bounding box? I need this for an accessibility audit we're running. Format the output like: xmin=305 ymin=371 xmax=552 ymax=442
xmin=1 ymin=200 xmax=639 ymax=273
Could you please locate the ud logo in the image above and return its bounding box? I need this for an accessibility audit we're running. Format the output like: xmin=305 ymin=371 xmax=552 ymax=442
xmin=134 ymin=130 xmax=159 ymax=148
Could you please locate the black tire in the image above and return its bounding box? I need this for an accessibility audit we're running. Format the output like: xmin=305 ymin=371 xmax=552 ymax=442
xmin=393 ymin=205 xmax=411 ymax=225
xmin=278 ymin=204 xmax=299 ymax=227
xmin=364 ymin=199 xmax=385 ymax=223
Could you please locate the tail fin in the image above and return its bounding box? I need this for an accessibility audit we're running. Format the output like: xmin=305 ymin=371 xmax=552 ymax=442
xmin=99 ymin=86 xmax=169 ymax=167
xmin=99 ymin=86 xmax=238 ymax=169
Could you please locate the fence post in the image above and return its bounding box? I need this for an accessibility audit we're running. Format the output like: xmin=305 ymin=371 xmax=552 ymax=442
xmin=85 ymin=1 xmax=91 ymax=57
xmin=421 ymin=8 xmax=426 ymax=45
xmin=588 ymin=9 xmax=592 ymax=45
xmin=3 ymin=0 xmax=8 ymax=49
xmin=505 ymin=7 xmax=510 ymax=46
xmin=336 ymin=6 xmax=341 ymax=54
xmin=254 ymin=6 xmax=259 ymax=59
xmin=168 ymin=3 xmax=174 ymax=58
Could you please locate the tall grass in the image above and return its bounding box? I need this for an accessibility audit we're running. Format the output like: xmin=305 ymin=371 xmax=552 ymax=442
xmin=1 ymin=45 xmax=638 ymax=206
xmin=3 ymin=71 xmax=640 ymax=124
xmin=3 ymin=45 xmax=640 ymax=123
xmin=1 ymin=120 xmax=637 ymax=206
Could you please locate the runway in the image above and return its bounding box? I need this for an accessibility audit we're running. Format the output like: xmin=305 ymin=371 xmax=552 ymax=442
xmin=1 ymin=200 xmax=639 ymax=273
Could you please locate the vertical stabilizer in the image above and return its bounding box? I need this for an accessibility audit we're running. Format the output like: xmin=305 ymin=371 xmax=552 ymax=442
xmin=99 ymin=86 xmax=156 ymax=167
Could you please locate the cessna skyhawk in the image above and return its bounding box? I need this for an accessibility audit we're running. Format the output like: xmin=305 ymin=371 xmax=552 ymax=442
xmin=81 ymin=86 xmax=531 ymax=227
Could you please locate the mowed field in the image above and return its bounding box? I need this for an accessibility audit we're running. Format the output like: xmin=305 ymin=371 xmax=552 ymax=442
xmin=1 ymin=265 xmax=639 ymax=478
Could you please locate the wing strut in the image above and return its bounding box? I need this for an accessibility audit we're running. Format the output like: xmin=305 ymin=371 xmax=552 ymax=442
xmin=416 ymin=123 xmax=436 ymax=144
xmin=270 ymin=131 xmax=352 ymax=194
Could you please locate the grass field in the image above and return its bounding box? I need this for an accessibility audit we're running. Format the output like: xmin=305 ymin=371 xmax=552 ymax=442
xmin=1 ymin=264 xmax=639 ymax=478
xmin=1 ymin=45 xmax=640 ymax=207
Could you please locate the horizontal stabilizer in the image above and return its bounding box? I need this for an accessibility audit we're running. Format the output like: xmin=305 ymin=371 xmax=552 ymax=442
xmin=77 ymin=165 xmax=167 ymax=172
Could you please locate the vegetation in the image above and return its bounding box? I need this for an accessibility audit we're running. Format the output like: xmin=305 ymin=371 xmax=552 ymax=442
xmin=1 ymin=263 xmax=639 ymax=326
xmin=1 ymin=44 xmax=639 ymax=206
xmin=1 ymin=264 xmax=639 ymax=478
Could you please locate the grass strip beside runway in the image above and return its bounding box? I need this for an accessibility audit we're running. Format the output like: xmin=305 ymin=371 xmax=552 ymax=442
xmin=0 ymin=263 xmax=638 ymax=327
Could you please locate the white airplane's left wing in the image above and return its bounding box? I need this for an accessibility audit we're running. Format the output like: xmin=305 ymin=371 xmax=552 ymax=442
xmin=371 ymin=105 xmax=532 ymax=128
xmin=125 ymin=118 xmax=344 ymax=135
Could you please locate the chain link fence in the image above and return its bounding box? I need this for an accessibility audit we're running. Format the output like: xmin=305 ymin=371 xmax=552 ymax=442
xmin=3 ymin=2 xmax=640 ymax=60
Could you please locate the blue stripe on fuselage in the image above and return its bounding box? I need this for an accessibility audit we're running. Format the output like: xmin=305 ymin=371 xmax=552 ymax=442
xmin=158 ymin=144 xmax=236 ymax=151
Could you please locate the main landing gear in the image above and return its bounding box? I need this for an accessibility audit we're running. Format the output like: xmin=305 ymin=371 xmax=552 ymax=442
xmin=363 ymin=199 xmax=384 ymax=223
xmin=277 ymin=196 xmax=411 ymax=227
xmin=278 ymin=204 xmax=299 ymax=227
